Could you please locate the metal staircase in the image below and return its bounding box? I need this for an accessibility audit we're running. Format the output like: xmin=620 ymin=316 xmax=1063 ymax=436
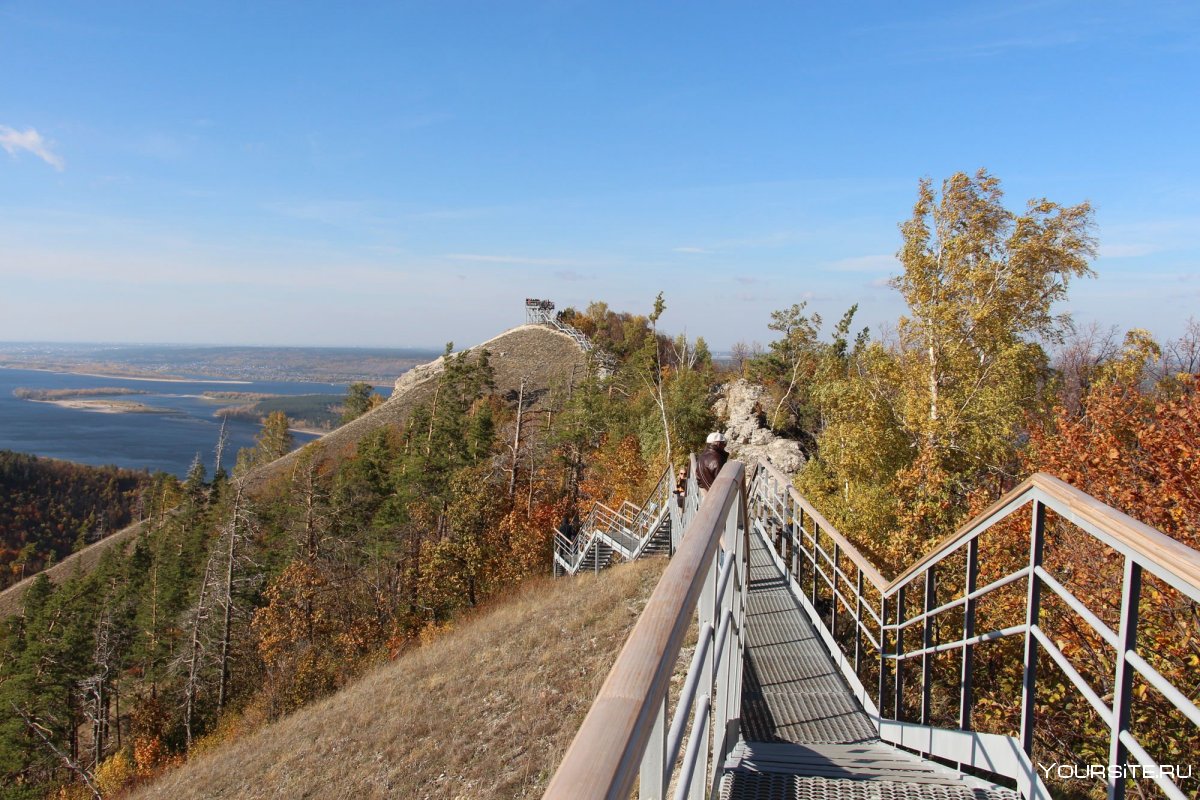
xmin=543 ymin=457 xmax=1200 ymax=800
xmin=525 ymin=298 xmax=619 ymax=373
xmin=553 ymin=465 xmax=685 ymax=576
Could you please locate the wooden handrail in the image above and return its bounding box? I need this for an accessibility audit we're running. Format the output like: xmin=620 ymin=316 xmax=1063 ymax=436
xmin=542 ymin=463 xmax=746 ymax=800
xmin=1029 ymin=472 xmax=1200 ymax=588
xmin=753 ymin=459 xmax=1200 ymax=597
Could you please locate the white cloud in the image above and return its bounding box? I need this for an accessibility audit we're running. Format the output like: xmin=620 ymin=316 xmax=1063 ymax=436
xmin=0 ymin=125 xmax=65 ymax=170
xmin=554 ymin=269 xmax=592 ymax=282
xmin=444 ymin=253 xmax=582 ymax=267
xmin=673 ymin=246 xmax=709 ymax=254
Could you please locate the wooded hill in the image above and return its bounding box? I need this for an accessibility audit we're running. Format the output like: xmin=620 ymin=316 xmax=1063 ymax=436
xmin=0 ymin=453 xmax=150 ymax=590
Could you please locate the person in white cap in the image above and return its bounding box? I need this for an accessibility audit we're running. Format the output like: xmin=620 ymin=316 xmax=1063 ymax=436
xmin=696 ymin=431 xmax=729 ymax=495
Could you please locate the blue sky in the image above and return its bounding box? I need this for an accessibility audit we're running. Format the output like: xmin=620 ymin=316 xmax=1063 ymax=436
xmin=1 ymin=2 xmax=1198 ymax=350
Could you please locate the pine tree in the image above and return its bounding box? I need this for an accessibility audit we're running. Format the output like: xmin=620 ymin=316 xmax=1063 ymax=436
xmin=340 ymin=382 xmax=379 ymax=423
xmin=254 ymin=411 xmax=294 ymax=464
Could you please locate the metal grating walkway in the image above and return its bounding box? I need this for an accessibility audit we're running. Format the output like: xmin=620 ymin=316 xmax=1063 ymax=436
xmin=719 ymin=532 xmax=1019 ymax=800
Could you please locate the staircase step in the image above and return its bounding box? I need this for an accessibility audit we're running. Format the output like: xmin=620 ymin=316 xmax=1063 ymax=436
xmin=719 ymin=772 xmax=1020 ymax=800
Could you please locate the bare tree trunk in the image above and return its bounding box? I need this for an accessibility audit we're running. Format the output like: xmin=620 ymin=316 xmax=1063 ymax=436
xmin=217 ymin=487 xmax=242 ymax=715
xmin=928 ymin=343 xmax=939 ymax=425
xmin=772 ymin=359 xmax=802 ymax=430
xmin=114 ymin=682 xmax=121 ymax=751
xmin=148 ymin=556 xmax=159 ymax=690
xmin=508 ymin=377 xmax=526 ymax=498
xmin=185 ymin=552 xmax=215 ymax=749
xmin=302 ymin=464 xmax=318 ymax=561
xmin=213 ymin=415 xmax=229 ymax=480
xmin=425 ymin=383 xmax=441 ymax=455
xmin=11 ymin=703 xmax=102 ymax=800
xmin=526 ymin=448 xmax=536 ymax=514
xmin=650 ymin=328 xmax=673 ymax=470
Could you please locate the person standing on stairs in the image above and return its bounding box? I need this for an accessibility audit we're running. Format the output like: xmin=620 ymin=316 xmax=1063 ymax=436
xmin=696 ymin=432 xmax=728 ymax=498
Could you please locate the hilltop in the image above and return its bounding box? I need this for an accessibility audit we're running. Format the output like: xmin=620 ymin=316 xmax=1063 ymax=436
xmin=250 ymin=324 xmax=590 ymax=484
xmin=130 ymin=559 xmax=664 ymax=800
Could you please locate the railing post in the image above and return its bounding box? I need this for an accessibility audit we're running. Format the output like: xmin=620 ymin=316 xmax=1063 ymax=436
xmin=1020 ymin=500 xmax=1046 ymax=756
xmin=921 ymin=568 xmax=935 ymax=728
xmin=1106 ymin=558 xmax=1142 ymax=800
xmin=959 ymin=537 xmax=978 ymax=731
xmin=854 ymin=570 xmax=864 ymax=675
xmin=727 ymin=523 xmax=745 ymax=747
xmin=711 ymin=501 xmax=744 ymax=795
xmin=831 ymin=542 xmax=840 ymax=639
xmin=878 ymin=594 xmax=888 ymax=718
xmin=640 ymin=693 xmax=667 ymax=800
xmin=797 ymin=506 xmax=808 ymax=594
xmin=789 ymin=495 xmax=800 ymax=581
xmin=811 ymin=523 xmax=819 ymax=608
xmin=690 ymin=546 xmax=718 ymax=800
xmin=894 ymin=585 xmax=905 ymax=720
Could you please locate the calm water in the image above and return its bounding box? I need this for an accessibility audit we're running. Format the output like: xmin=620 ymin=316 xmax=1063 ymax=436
xmin=0 ymin=368 xmax=380 ymax=477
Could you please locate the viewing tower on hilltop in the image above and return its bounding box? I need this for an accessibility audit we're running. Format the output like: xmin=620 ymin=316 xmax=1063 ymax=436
xmin=524 ymin=298 xmax=616 ymax=373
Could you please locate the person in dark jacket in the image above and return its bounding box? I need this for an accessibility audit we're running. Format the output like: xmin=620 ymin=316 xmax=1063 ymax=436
xmin=696 ymin=432 xmax=729 ymax=494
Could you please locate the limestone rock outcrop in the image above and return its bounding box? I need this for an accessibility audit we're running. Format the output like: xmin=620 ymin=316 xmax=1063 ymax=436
xmin=713 ymin=379 xmax=806 ymax=476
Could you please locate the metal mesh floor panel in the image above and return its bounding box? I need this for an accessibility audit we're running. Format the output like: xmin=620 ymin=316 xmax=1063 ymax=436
xmin=724 ymin=742 xmax=985 ymax=786
xmin=742 ymin=533 xmax=876 ymax=745
xmin=719 ymin=773 xmax=1020 ymax=800
xmin=742 ymin=689 xmax=879 ymax=744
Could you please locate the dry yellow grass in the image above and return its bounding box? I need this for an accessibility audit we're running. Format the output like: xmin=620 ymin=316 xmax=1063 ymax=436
xmin=130 ymin=558 xmax=666 ymax=800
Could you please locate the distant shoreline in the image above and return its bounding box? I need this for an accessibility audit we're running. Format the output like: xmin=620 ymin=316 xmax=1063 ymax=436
xmin=0 ymin=364 xmax=251 ymax=385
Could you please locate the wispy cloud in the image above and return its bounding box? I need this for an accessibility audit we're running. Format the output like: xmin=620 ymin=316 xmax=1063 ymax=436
xmin=265 ymin=199 xmax=368 ymax=225
xmin=555 ymin=269 xmax=591 ymax=282
xmin=444 ymin=253 xmax=582 ymax=267
xmin=0 ymin=125 xmax=65 ymax=170
xmin=673 ymin=246 xmax=709 ymax=254
xmin=826 ymin=254 xmax=898 ymax=273
xmin=135 ymin=132 xmax=191 ymax=160
xmin=934 ymin=32 xmax=1082 ymax=60
xmin=1099 ymin=243 xmax=1161 ymax=259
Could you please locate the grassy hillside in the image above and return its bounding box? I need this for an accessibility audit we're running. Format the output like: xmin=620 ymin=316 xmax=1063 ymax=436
xmin=131 ymin=559 xmax=665 ymax=800
xmin=253 ymin=323 xmax=589 ymax=485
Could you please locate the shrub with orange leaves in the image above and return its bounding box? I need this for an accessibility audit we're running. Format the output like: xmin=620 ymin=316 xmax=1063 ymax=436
xmin=579 ymin=434 xmax=649 ymax=507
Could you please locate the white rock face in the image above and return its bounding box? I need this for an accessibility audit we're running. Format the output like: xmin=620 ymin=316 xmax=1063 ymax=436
xmin=714 ymin=379 xmax=806 ymax=476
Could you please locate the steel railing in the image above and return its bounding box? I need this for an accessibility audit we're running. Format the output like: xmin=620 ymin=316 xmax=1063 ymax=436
xmin=543 ymin=461 xmax=748 ymax=800
xmin=545 ymin=456 xmax=1200 ymax=799
xmin=554 ymin=466 xmax=678 ymax=576
xmin=747 ymin=459 xmax=1200 ymax=800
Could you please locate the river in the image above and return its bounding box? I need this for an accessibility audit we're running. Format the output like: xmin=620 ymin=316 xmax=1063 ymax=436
xmin=0 ymin=367 xmax=388 ymax=477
